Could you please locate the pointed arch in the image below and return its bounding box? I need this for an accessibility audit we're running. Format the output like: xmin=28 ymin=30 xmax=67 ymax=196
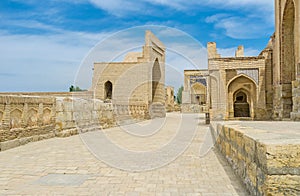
xmin=104 ymin=81 xmax=113 ymax=100
xmin=28 ymin=108 xmax=38 ymax=126
xmin=233 ymin=90 xmax=250 ymax=117
xmin=227 ymin=73 xmax=258 ymax=89
xmin=10 ymin=109 xmax=22 ymax=129
xmin=227 ymin=75 xmax=257 ymax=119
xmin=152 ymin=58 xmax=162 ymax=102
xmin=281 ymin=0 xmax=296 ymax=83
xmin=191 ymin=82 xmax=207 ymax=104
xmin=43 ymin=108 xmax=52 ymax=124
xmin=280 ymin=0 xmax=296 ymax=118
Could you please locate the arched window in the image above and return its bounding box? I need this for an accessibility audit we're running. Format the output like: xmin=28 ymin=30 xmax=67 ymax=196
xmin=104 ymin=81 xmax=113 ymax=99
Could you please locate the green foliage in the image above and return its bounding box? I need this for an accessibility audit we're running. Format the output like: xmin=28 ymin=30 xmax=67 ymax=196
xmin=176 ymin=86 xmax=183 ymax=104
xmin=69 ymin=85 xmax=84 ymax=92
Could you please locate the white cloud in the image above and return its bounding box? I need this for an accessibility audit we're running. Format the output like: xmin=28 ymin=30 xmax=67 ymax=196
xmin=0 ymin=28 xmax=110 ymax=92
xmin=0 ymin=24 xmax=207 ymax=92
xmin=142 ymin=0 xmax=274 ymax=13
xmin=205 ymin=0 xmax=273 ymax=11
xmin=10 ymin=0 xmax=274 ymax=17
xmin=203 ymin=0 xmax=274 ymax=39
xmin=86 ymin=0 xmax=274 ymax=40
xmin=213 ymin=16 xmax=273 ymax=39
xmin=206 ymin=5 xmax=274 ymax=39
xmin=86 ymin=0 xmax=274 ymax=16
xmin=85 ymin=0 xmax=274 ymax=40
xmin=88 ymin=0 xmax=149 ymax=16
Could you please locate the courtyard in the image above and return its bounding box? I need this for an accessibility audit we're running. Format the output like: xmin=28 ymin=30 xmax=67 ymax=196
xmin=0 ymin=113 xmax=248 ymax=195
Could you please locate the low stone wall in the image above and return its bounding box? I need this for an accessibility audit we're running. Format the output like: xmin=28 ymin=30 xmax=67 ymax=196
xmin=0 ymin=95 xmax=149 ymax=151
xmin=211 ymin=122 xmax=300 ymax=195
xmin=0 ymin=95 xmax=57 ymax=151
xmin=0 ymin=91 xmax=94 ymax=99
xmin=181 ymin=104 xmax=208 ymax=113
xmin=55 ymin=98 xmax=116 ymax=137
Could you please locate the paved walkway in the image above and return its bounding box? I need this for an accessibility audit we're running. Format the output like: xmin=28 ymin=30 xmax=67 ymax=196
xmin=0 ymin=113 xmax=248 ymax=195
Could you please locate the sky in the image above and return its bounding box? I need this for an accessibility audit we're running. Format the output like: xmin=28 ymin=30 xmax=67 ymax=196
xmin=0 ymin=0 xmax=275 ymax=92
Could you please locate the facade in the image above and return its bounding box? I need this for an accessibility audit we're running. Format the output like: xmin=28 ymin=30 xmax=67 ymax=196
xmin=273 ymin=0 xmax=300 ymax=120
xmin=182 ymin=70 xmax=208 ymax=113
xmin=91 ymin=31 xmax=166 ymax=118
xmin=207 ymin=0 xmax=300 ymax=121
xmin=208 ymin=43 xmax=270 ymax=120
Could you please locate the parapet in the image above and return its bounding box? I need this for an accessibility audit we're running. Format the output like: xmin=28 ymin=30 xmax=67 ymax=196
xmin=207 ymin=42 xmax=221 ymax=59
xmin=235 ymin=45 xmax=244 ymax=57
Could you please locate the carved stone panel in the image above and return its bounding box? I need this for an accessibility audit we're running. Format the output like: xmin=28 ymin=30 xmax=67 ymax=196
xmin=43 ymin=108 xmax=52 ymax=125
xmin=10 ymin=109 xmax=22 ymax=129
xmin=27 ymin=108 xmax=38 ymax=127
xmin=0 ymin=111 xmax=3 ymax=126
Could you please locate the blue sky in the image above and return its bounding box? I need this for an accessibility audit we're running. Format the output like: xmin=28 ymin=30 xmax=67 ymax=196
xmin=0 ymin=0 xmax=274 ymax=92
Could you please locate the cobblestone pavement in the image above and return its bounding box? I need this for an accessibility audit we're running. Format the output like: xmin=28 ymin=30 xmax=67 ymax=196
xmin=0 ymin=113 xmax=248 ymax=195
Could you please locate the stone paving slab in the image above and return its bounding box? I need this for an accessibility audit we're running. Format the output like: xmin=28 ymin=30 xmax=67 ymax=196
xmin=35 ymin=174 xmax=91 ymax=186
xmin=0 ymin=113 xmax=248 ymax=195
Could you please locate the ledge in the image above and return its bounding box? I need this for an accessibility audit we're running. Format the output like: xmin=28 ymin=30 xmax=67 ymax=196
xmin=211 ymin=121 xmax=300 ymax=195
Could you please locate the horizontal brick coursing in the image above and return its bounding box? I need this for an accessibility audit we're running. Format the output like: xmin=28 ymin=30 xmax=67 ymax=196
xmin=211 ymin=123 xmax=300 ymax=196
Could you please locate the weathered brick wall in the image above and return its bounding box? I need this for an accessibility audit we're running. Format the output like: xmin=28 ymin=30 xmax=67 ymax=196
xmin=93 ymin=62 xmax=149 ymax=103
xmin=91 ymin=31 xmax=166 ymax=119
xmin=211 ymin=123 xmax=300 ymax=195
xmin=0 ymin=91 xmax=94 ymax=99
xmin=208 ymin=56 xmax=268 ymax=120
xmin=0 ymin=96 xmax=56 ymax=151
xmin=55 ymin=97 xmax=116 ymax=137
xmin=92 ymin=31 xmax=166 ymax=105
xmin=0 ymin=95 xmax=149 ymax=151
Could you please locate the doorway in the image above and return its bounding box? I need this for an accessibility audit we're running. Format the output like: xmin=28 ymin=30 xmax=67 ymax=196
xmin=234 ymin=91 xmax=250 ymax=117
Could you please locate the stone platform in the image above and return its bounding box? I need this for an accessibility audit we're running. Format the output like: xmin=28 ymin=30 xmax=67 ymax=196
xmin=210 ymin=120 xmax=300 ymax=196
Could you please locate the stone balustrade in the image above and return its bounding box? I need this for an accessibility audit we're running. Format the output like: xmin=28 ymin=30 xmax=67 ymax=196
xmin=0 ymin=95 xmax=151 ymax=151
xmin=0 ymin=95 xmax=56 ymax=151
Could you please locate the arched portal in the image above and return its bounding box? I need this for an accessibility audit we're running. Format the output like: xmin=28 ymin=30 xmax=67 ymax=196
xmin=281 ymin=0 xmax=295 ymax=118
xmin=104 ymin=81 xmax=113 ymax=99
xmin=227 ymin=74 xmax=257 ymax=119
xmin=234 ymin=91 xmax=250 ymax=117
xmin=191 ymin=82 xmax=206 ymax=105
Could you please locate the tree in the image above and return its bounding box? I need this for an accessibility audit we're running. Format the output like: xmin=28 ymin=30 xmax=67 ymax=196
xmin=69 ymin=85 xmax=84 ymax=92
xmin=176 ymin=86 xmax=183 ymax=104
xmin=69 ymin=85 xmax=75 ymax=92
